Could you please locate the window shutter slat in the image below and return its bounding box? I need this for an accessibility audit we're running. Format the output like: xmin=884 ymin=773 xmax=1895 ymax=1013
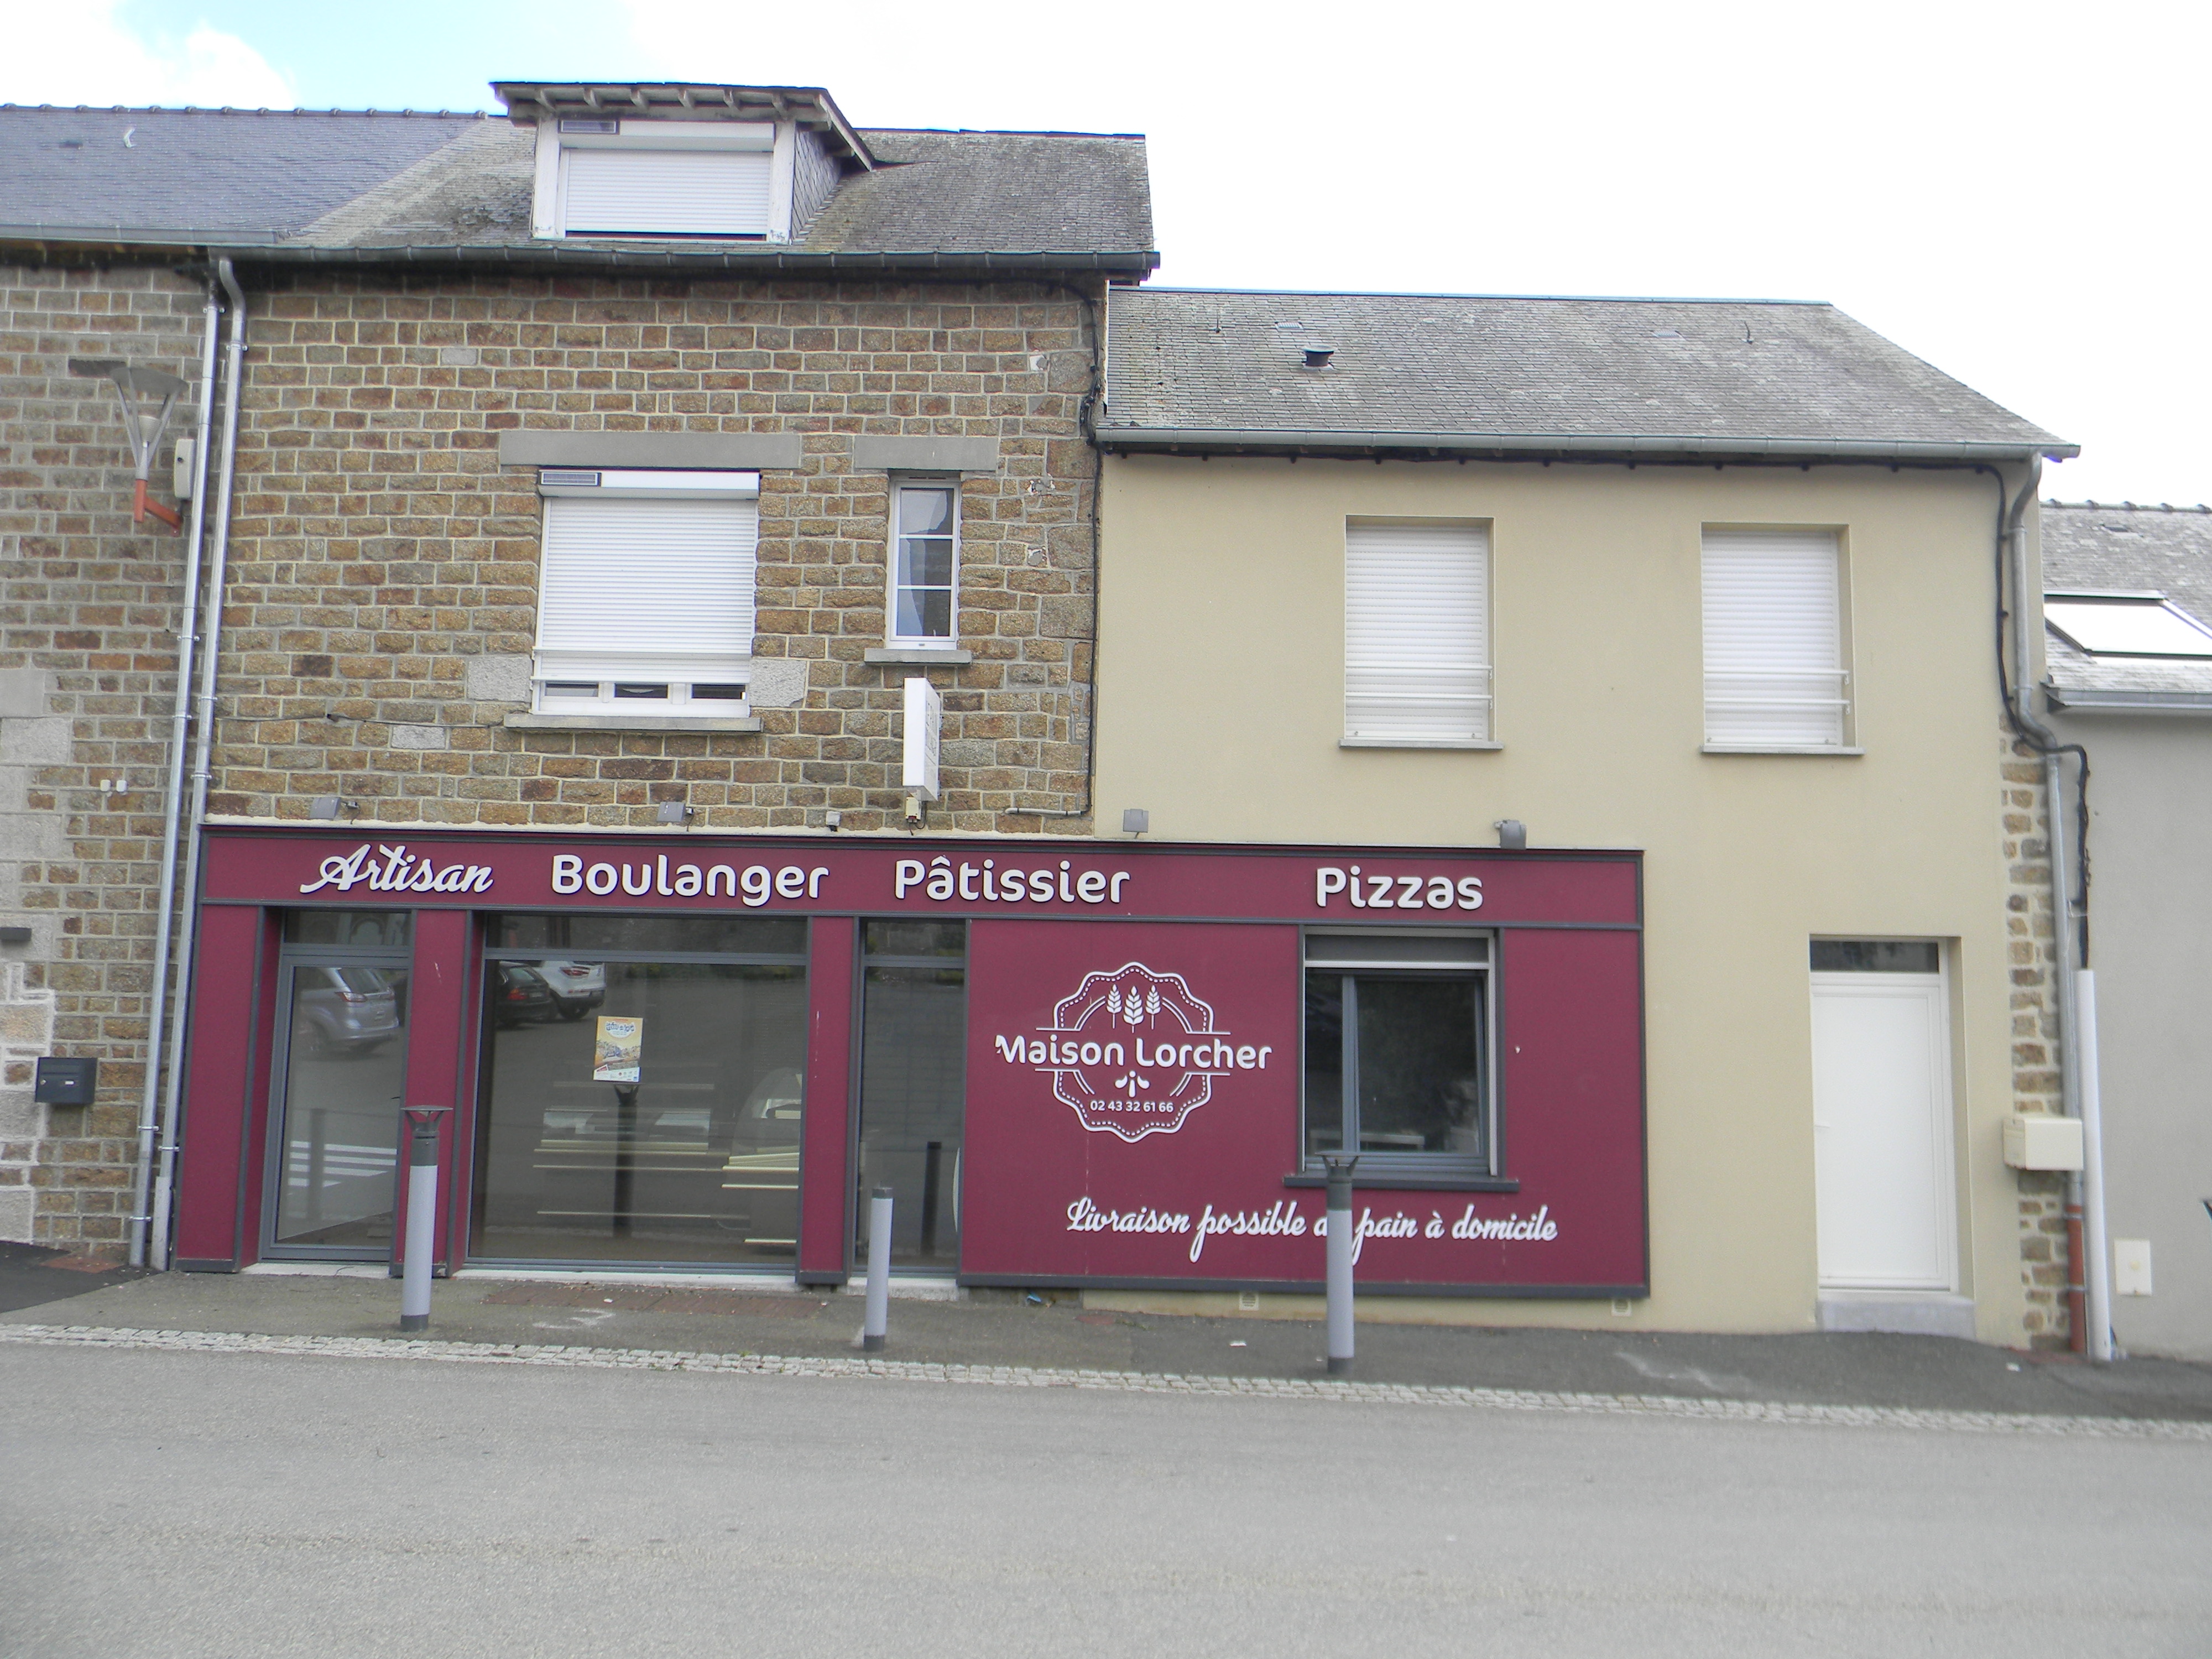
xmin=1345 ymin=523 xmax=1491 ymax=742
xmin=561 ymin=149 xmax=773 ymax=236
xmin=1702 ymin=529 xmax=1845 ymax=745
xmin=535 ymin=497 xmax=757 ymax=684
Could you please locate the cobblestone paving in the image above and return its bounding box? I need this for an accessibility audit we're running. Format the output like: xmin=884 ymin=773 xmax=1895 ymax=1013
xmin=7 ymin=1321 xmax=2209 ymax=1440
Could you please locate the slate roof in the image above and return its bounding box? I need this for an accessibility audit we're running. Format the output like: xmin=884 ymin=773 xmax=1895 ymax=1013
xmin=0 ymin=105 xmax=486 ymax=241
xmin=1100 ymin=288 xmax=2072 ymax=462
xmin=0 ymin=103 xmax=1156 ymax=269
xmin=2042 ymin=501 xmax=2212 ymax=704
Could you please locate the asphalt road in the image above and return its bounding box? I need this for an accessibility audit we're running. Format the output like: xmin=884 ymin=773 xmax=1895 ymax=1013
xmin=4 ymin=1340 xmax=2206 ymax=1657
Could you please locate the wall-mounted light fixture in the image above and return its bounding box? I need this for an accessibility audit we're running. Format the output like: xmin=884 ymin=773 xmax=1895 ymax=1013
xmin=67 ymin=357 xmax=186 ymax=530
xmin=1494 ymin=819 xmax=1527 ymax=851
xmin=654 ymin=801 xmax=694 ymax=826
xmin=1121 ymin=808 xmax=1149 ymax=837
xmin=823 ymin=810 xmax=842 ymax=832
xmin=309 ymin=796 xmax=357 ymax=821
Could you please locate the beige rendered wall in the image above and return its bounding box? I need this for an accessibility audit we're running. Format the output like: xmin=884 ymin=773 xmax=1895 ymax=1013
xmin=1093 ymin=455 xmax=2028 ymax=1341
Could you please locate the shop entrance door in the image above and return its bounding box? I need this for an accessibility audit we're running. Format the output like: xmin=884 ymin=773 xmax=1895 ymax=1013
xmin=854 ymin=920 xmax=967 ymax=1272
xmin=1810 ymin=940 xmax=1955 ymax=1291
xmin=263 ymin=911 xmax=414 ymax=1259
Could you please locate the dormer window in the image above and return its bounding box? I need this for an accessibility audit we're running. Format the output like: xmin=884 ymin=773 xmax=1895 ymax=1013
xmin=502 ymin=82 xmax=874 ymax=244
xmin=545 ymin=119 xmax=776 ymax=239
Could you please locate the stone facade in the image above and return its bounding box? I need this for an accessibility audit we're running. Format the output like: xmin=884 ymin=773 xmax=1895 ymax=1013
xmin=212 ymin=272 xmax=1100 ymax=834
xmin=0 ymin=259 xmax=207 ymax=1251
xmin=0 ymin=260 xmax=1105 ymax=1255
xmin=2002 ymin=731 xmax=2072 ymax=1347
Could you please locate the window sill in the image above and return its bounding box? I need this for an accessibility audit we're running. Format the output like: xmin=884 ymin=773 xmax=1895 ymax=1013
xmin=1700 ymin=743 xmax=1863 ymax=757
xmin=504 ymin=712 xmax=763 ymax=734
xmin=865 ymin=647 xmax=973 ymax=666
xmin=1284 ymin=1171 xmax=1520 ymax=1193
xmin=1339 ymin=738 xmax=1503 ymax=751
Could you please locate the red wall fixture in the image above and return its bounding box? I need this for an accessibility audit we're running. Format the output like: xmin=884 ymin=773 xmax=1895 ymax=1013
xmin=173 ymin=905 xmax=276 ymax=1269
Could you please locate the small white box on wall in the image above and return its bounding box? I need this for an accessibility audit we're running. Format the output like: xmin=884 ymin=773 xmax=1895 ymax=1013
xmin=2112 ymin=1239 xmax=2153 ymax=1297
xmin=2002 ymin=1114 xmax=2084 ymax=1171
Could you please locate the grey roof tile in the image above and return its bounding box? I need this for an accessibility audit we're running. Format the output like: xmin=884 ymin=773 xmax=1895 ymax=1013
xmin=0 ymin=105 xmax=484 ymax=239
xmin=801 ymin=131 xmax=1151 ymax=254
xmin=0 ymin=105 xmax=1155 ymax=262
xmin=2043 ymin=502 xmax=2212 ymax=697
xmin=1100 ymin=288 xmax=2069 ymax=458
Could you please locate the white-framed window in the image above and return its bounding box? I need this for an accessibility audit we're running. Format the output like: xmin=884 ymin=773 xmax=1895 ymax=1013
xmin=888 ymin=479 xmax=959 ymax=646
xmin=1344 ymin=520 xmax=1493 ymax=745
xmin=540 ymin=119 xmax=776 ymax=239
xmin=531 ymin=469 xmax=759 ymax=717
xmin=1303 ymin=931 xmax=1495 ymax=1176
xmin=1702 ymin=528 xmax=1851 ymax=749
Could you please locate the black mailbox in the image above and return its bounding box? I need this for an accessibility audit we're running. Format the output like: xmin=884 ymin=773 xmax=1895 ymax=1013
xmin=34 ymin=1057 xmax=97 ymax=1107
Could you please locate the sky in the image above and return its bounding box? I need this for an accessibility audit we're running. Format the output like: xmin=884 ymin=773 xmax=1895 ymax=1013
xmin=6 ymin=0 xmax=2206 ymax=506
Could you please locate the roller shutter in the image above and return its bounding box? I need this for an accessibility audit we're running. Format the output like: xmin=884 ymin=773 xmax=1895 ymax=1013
xmin=1345 ymin=521 xmax=1493 ymax=742
xmin=560 ymin=148 xmax=773 ymax=237
xmin=534 ymin=495 xmax=758 ymax=685
xmin=1702 ymin=529 xmax=1847 ymax=746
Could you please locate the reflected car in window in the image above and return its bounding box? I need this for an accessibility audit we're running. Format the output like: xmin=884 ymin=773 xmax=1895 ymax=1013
xmin=491 ymin=963 xmax=559 ymax=1026
xmin=539 ymin=961 xmax=606 ymax=1020
xmin=293 ymin=966 xmax=401 ymax=1055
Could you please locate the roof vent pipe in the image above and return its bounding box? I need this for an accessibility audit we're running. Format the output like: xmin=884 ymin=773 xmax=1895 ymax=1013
xmin=1302 ymin=345 xmax=1335 ymax=369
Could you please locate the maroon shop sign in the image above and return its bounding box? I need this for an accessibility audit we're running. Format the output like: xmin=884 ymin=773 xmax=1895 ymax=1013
xmin=204 ymin=830 xmax=1636 ymax=928
xmin=199 ymin=829 xmax=1646 ymax=1296
xmin=959 ymin=920 xmax=1645 ymax=1296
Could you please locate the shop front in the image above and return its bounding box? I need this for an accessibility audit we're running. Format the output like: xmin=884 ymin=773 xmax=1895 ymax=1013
xmin=174 ymin=830 xmax=1646 ymax=1298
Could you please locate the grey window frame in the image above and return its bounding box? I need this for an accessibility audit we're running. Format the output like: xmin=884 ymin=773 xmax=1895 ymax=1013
xmin=260 ymin=931 xmax=416 ymax=1262
xmin=1300 ymin=929 xmax=1499 ymax=1181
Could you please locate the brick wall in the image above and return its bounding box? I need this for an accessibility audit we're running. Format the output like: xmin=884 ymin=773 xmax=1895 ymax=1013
xmin=1 ymin=261 xmax=1104 ymax=1257
xmin=0 ymin=259 xmax=207 ymax=1252
xmin=2001 ymin=730 xmax=2071 ymax=1346
xmin=210 ymin=271 xmax=1100 ymax=834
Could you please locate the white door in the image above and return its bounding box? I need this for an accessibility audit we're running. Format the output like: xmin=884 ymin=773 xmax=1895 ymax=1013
xmin=1810 ymin=961 xmax=1955 ymax=1290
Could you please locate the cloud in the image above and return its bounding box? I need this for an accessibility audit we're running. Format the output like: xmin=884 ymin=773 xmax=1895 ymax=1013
xmin=2 ymin=2 xmax=295 ymax=108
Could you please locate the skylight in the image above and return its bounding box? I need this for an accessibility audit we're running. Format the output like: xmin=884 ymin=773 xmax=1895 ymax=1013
xmin=2045 ymin=592 xmax=2212 ymax=658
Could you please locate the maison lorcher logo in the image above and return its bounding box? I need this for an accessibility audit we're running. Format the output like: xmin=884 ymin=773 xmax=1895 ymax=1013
xmin=994 ymin=962 xmax=1274 ymax=1142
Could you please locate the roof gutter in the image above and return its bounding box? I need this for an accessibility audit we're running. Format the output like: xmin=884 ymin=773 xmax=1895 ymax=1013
xmin=1095 ymin=426 xmax=2077 ymax=462
xmin=2043 ymin=685 xmax=2212 ymax=715
xmin=0 ymin=231 xmax=1161 ymax=276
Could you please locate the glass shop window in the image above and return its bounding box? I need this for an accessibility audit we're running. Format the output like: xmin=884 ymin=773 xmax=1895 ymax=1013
xmin=469 ymin=914 xmax=810 ymax=1267
xmin=1303 ymin=931 xmax=1492 ymax=1175
xmin=284 ymin=910 xmax=413 ymax=948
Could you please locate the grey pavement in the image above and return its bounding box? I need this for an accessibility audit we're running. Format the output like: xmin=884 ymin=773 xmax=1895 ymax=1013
xmin=5 ymin=1257 xmax=2211 ymax=1423
xmin=4 ymin=1335 xmax=2209 ymax=1658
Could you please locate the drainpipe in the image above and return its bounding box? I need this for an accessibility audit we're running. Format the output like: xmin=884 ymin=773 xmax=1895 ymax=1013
xmin=127 ymin=279 xmax=222 ymax=1267
xmin=144 ymin=259 xmax=246 ymax=1270
xmin=2002 ymin=463 xmax=2109 ymax=1358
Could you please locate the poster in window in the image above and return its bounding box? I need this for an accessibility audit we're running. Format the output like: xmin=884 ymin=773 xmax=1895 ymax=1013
xmin=593 ymin=1015 xmax=642 ymax=1082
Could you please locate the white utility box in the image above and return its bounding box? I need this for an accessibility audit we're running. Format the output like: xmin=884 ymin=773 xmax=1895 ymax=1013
xmin=2003 ymin=1113 xmax=2084 ymax=1171
xmin=2112 ymin=1238 xmax=2153 ymax=1296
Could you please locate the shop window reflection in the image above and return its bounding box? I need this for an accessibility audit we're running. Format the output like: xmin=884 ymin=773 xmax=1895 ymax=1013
xmin=1303 ymin=963 xmax=1488 ymax=1171
xmin=271 ymin=962 xmax=411 ymax=1250
xmin=471 ymin=956 xmax=807 ymax=1266
xmin=856 ymin=922 xmax=967 ymax=1271
xmin=284 ymin=910 xmax=411 ymax=948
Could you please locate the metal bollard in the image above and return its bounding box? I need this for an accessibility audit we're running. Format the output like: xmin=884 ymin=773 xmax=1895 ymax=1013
xmin=1324 ymin=1155 xmax=1358 ymax=1376
xmin=398 ymin=1107 xmax=450 ymax=1333
xmin=862 ymin=1186 xmax=893 ymax=1352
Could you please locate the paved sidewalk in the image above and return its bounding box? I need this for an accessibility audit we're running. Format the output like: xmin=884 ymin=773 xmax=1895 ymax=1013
xmin=6 ymin=1255 xmax=2209 ymax=1425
